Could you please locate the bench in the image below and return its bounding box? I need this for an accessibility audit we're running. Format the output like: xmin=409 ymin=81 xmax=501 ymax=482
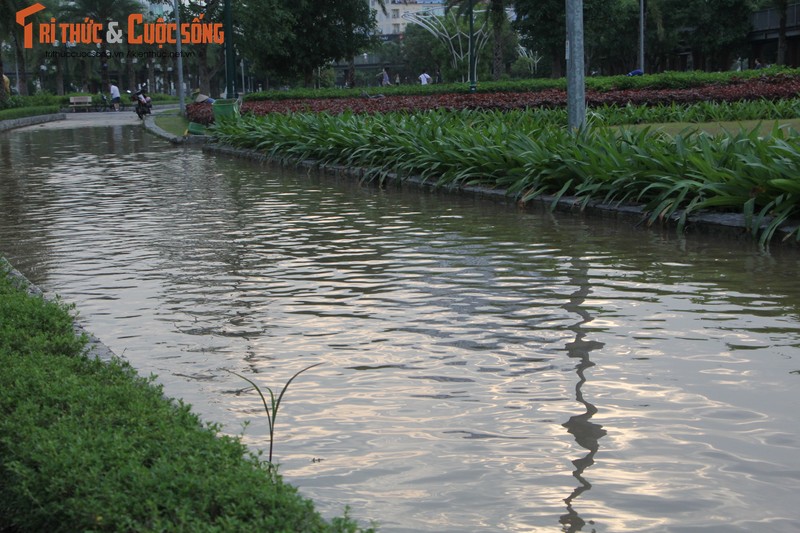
xmin=69 ymin=96 xmax=93 ymax=112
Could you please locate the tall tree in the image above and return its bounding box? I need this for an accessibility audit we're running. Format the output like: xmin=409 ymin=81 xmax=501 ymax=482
xmin=238 ymin=0 xmax=381 ymax=87
xmin=60 ymin=0 xmax=142 ymax=90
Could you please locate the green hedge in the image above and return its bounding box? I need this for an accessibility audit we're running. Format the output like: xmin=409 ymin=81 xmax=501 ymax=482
xmin=0 ymin=106 xmax=61 ymax=121
xmin=244 ymin=66 xmax=798 ymax=102
xmin=0 ymin=264 xmax=374 ymax=533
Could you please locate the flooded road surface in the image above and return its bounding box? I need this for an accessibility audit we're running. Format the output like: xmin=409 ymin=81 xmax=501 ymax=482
xmin=2 ymin=124 xmax=799 ymax=532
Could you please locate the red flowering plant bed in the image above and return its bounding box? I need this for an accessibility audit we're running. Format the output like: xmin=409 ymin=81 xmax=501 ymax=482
xmin=186 ymin=74 xmax=800 ymax=126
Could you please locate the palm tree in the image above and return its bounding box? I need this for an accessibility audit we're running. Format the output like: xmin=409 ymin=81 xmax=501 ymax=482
xmin=446 ymin=0 xmax=507 ymax=81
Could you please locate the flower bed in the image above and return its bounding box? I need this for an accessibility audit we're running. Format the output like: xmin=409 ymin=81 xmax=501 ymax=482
xmin=187 ymin=74 xmax=800 ymax=125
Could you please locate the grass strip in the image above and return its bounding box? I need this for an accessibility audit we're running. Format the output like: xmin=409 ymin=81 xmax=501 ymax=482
xmin=154 ymin=111 xmax=191 ymax=137
xmin=0 ymin=263 xmax=374 ymax=533
xmin=0 ymin=106 xmax=61 ymax=121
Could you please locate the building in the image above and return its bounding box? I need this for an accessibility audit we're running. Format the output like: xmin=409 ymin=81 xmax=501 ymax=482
xmin=371 ymin=0 xmax=444 ymax=38
xmin=749 ymin=2 xmax=800 ymax=67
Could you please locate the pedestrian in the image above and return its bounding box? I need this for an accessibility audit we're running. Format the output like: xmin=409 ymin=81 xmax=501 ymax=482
xmin=395 ymin=73 xmax=401 ymax=85
xmin=109 ymin=81 xmax=121 ymax=111
xmin=435 ymin=68 xmax=442 ymax=84
xmin=418 ymin=69 xmax=432 ymax=85
xmin=376 ymin=66 xmax=391 ymax=87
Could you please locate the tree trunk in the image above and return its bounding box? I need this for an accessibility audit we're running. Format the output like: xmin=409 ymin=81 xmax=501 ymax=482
xmin=492 ymin=30 xmax=503 ymax=81
xmin=777 ymin=0 xmax=788 ymax=65
xmin=347 ymin=58 xmax=356 ymax=88
xmin=14 ymin=35 xmax=28 ymax=96
xmin=550 ymin=46 xmax=563 ymax=78
xmin=55 ymin=54 xmax=64 ymax=96
xmin=127 ymin=57 xmax=136 ymax=91
xmin=490 ymin=0 xmax=504 ymax=81
xmin=198 ymin=46 xmax=212 ymax=95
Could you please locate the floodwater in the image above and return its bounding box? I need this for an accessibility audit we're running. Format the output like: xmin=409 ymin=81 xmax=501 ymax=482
xmin=1 ymin=124 xmax=799 ymax=533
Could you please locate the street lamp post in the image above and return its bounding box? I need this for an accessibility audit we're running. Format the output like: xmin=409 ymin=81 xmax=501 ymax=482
xmin=566 ymin=0 xmax=585 ymax=130
xmin=224 ymin=0 xmax=236 ymax=98
xmin=175 ymin=0 xmax=185 ymax=114
xmin=468 ymin=0 xmax=476 ymax=92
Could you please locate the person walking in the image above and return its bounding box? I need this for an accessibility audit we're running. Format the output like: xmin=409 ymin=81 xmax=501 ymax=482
xmin=109 ymin=81 xmax=121 ymax=111
xmin=377 ymin=66 xmax=391 ymax=87
xmin=418 ymin=70 xmax=432 ymax=85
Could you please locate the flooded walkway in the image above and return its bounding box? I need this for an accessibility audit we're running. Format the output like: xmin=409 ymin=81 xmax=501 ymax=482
xmin=2 ymin=121 xmax=800 ymax=532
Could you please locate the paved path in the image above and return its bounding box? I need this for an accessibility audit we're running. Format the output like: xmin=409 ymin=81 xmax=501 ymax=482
xmin=14 ymin=109 xmax=143 ymax=131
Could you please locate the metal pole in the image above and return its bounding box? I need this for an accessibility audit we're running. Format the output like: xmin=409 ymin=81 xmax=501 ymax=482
xmin=468 ymin=0 xmax=476 ymax=92
xmin=639 ymin=0 xmax=645 ymax=72
xmin=174 ymin=0 xmax=185 ymax=114
xmin=566 ymin=0 xmax=585 ymax=130
xmin=224 ymin=0 xmax=236 ymax=98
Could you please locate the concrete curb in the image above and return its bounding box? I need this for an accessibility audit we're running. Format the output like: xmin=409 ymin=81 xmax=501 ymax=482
xmin=202 ymin=143 xmax=799 ymax=245
xmin=1 ymin=257 xmax=122 ymax=365
xmin=0 ymin=113 xmax=66 ymax=132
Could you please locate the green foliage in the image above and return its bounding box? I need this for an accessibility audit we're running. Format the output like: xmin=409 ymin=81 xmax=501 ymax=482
xmin=0 ymin=265 xmax=375 ymax=533
xmin=0 ymin=106 xmax=61 ymax=121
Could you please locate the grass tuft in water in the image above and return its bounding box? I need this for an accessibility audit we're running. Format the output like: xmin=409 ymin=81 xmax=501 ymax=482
xmin=226 ymin=362 xmax=323 ymax=464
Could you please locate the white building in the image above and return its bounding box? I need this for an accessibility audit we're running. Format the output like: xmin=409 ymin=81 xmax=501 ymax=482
xmin=371 ymin=0 xmax=445 ymax=37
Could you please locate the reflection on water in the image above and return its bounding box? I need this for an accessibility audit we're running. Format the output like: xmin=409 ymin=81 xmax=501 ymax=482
xmin=2 ymin=126 xmax=800 ymax=532
xmin=561 ymin=261 xmax=606 ymax=532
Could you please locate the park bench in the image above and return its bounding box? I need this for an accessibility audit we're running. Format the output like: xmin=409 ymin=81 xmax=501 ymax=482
xmin=69 ymin=96 xmax=93 ymax=112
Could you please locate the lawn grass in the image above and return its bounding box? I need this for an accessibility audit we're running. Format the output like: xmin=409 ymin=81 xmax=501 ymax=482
xmin=632 ymin=118 xmax=800 ymax=136
xmin=154 ymin=111 xmax=191 ymax=136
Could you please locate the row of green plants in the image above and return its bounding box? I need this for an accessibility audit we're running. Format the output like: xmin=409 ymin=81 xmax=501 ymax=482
xmin=0 ymin=105 xmax=61 ymax=121
xmin=245 ymin=67 xmax=797 ymax=102
xmin=1 ymin=92 xmax=179 ymax=111
xmin=0 ymin=263 xmax=375 ymax=532
xmin=211 ymin=107 xmax=800 ymax=245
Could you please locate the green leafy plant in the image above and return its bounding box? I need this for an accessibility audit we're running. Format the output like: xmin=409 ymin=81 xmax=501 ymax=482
xmin=226 ymin=363 xmax=323 ymax=464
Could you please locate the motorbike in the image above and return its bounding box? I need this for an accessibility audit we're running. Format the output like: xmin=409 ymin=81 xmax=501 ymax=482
xmin=130 ymin=89 xmax=152 ymax=119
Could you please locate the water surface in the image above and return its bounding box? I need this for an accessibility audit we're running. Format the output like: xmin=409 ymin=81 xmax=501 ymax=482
xmin=1 ymin=125 xmax=799 ymax=532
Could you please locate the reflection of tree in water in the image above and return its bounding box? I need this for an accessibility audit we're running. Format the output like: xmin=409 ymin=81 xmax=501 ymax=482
xmin=559 ymin=267 xmax=606 ymax=533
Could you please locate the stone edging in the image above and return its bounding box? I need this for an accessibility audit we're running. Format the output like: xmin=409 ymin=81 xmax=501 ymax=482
xmin=202 ymin=143 xmax=800 ymax=245
xmin=0 ymin=113 xmax=66 ymax=132
xmin=1 ymin=257 xmax=122 ymax=364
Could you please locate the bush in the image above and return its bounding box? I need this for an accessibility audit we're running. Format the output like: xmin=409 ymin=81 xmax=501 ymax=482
xmin=0 ymin=106 xmax=61 ymax=121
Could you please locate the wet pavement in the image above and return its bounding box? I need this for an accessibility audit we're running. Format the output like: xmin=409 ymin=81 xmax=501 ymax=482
xmin=14 ymin=109 xmax=143 ymax=131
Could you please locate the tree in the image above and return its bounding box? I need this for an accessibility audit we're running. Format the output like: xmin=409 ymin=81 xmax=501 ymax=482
xmin=513 ymin=0 xmax=617 ymax=77
xmin=60 ymin=0 xmax=143 ymax=90
xmin=238 ymin=0 xmax=381 ymax=87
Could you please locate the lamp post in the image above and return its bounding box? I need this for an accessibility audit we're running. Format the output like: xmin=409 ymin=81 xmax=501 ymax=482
xmin=566 ymin=0 xmax=585 ymax=130
xmin=468 ymin=0 xmax=476 ymax=92
xmin=174 ymin=0 xmax=185 ymax=114
xmin=224 ymin=0 xmax=236 ymax=98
